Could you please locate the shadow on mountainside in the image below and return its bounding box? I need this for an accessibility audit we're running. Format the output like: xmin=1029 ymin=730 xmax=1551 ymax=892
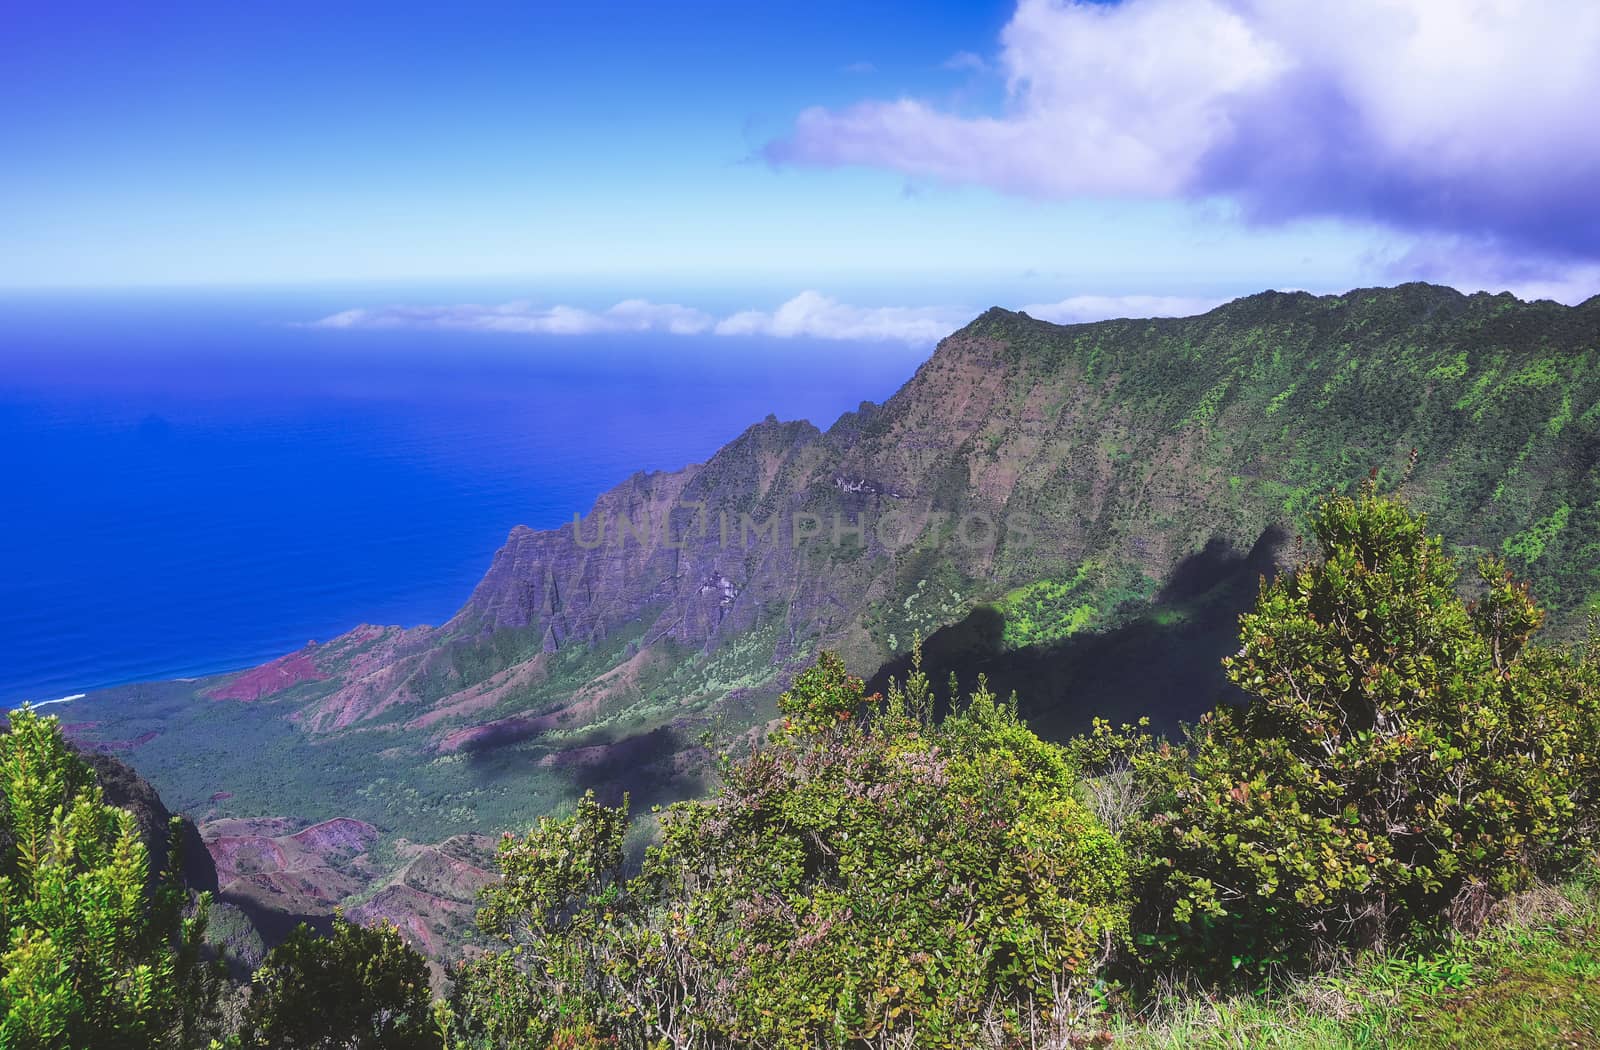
xmin=865 ymin=526 xmax=1289 ymax=743
xmin=464 ymin=723 xmax=707 ymax=816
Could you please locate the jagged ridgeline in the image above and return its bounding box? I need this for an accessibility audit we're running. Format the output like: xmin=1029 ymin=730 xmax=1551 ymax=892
xmin=81 ymin=283 xmax=1600 ymax=861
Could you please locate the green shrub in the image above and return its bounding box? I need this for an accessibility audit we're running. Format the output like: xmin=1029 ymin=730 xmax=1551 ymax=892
xmin=450 ymin=791 xmax=630 ymax=1048
xmin=0 ymin=707 xmax=220 ymax=1049
xmin=238 ymin=916 xmax=440 ymax=1050
xmin=454 ymin=650 xmax=1130 ymax=1048
xmin=1129 ymin=485 xmax=1600 ymax=977
xmin=775 ymin=651 xmax=866 ymax=734
xmin=445 ymin=944 xmax=550 ymax=1048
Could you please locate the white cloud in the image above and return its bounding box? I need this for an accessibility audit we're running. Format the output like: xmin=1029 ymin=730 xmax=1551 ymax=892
xmin=307 ymin=299 xmax=715 ymax=336
xmin=1020 ymin=294 xmax=1225 ymax=324
xmin=1384 ymin=237 xmax=1600 ymax=306
xmin=714 ymin=291 xmax=966 ymax=343
xmin=306 ymin=292 xmax=969 ymax=345
xmin=770 ymin=0 xmax=1600 ymax=263
xmin=600 ymin=299 xmax=716 ymax=335
xmin=776 ymin=0 xmax=1282 ymax=198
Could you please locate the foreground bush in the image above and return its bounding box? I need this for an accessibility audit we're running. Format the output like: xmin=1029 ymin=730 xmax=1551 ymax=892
xmin=236 ymin=916 xmax=441 ymax=1050
xmin=1089 ymin=484 xmax=1600 ymax=978
xmin=453 ymin=654 xmax=1128 ymax=1049
xmin=0 ymin=708 xmax=219 ymax=1048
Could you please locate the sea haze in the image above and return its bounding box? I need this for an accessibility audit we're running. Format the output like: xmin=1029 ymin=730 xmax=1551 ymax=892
xmin=0 ymin=292 xmax=929 ymax=705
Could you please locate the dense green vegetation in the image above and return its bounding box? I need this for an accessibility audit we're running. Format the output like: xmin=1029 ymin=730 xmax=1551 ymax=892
xmin=78 ymin=623 xmax=678 ymax=847
xmin=449 ymin=653 xmax=1128 ymax=1048
xmin=235 ymin=917 xmax=440 ymax=1050
xmin=1086 ymin=483 xmax=1600 ymax=978
xmin=0 ymin=710 xmax=442 ymax=1050
xmin=0 ymin=709 xmax=223 ymax=1048
xmin=957 ymin=286 xmax=1600 ymax=644
xmin=995 ymin=561 xmax=1155 ymax=650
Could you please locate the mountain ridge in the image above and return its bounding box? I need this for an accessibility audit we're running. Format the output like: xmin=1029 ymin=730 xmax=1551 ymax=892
xmin=68 ymin=281 xmax=1600 ymax=958
xmin=193 ymin=282 xmax=1600 ymax=752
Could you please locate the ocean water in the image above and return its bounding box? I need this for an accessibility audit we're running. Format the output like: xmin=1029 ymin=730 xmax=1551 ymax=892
xmin=0 ymin=292 xmax=928 ymax=705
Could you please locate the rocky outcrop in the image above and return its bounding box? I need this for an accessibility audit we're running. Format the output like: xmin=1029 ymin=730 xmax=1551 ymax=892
xmin=81 ymin=751 xmax=218 ymax=894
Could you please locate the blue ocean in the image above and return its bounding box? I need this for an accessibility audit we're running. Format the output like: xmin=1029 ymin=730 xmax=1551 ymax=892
xmin=0 ymin=291 xmax=927 ymax=705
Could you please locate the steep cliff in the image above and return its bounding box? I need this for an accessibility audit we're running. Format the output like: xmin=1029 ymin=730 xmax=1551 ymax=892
xmin=217 ymin=285 xmax=1600 ymax=749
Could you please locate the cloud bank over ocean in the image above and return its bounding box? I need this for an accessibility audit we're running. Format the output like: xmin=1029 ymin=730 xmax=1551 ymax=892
xmin=712 ymin=292 xmax=963 ymax=343
xmin=311 ymin=300 xmax=718 ymax=337
xmin=306 ymin=291 xmax=1233 ymax=344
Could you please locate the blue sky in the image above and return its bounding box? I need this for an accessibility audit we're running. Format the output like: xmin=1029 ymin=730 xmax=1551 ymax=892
xmin=5 ymin=0 xmax=1598 ymax=329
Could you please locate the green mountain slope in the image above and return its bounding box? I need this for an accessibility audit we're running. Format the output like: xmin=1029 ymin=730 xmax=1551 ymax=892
xmin=68 ymin=282 xmax=1600 ymax=952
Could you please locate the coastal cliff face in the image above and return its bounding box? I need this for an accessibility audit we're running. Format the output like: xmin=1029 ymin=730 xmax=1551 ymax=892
xmin=71 ymin=283 xmax=1600 ymax=958
xmin=231 ymin=284 xmax=1600 ymax=752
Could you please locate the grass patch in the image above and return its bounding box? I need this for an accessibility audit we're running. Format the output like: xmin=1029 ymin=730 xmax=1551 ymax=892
xmin=1116 ymin=881 xmax=1600 ymax=1049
